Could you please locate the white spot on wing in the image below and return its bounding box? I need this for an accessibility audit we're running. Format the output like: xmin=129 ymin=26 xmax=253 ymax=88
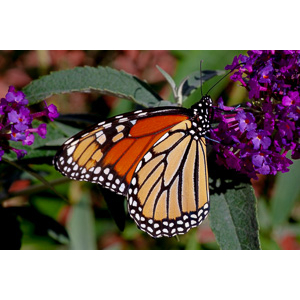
xmin=97 ymin=134 xmax=106 ymax=145
xmin=70 ymin=140 xmax=79 ymax=147
xmin=138 ymin=112 xmax=147 ymax=117
xmin=135 ymin=160 xmax=143 ymax=172
xmin=103 ymin=123 xmax=112 ymax=129
xmin=119 ymin=117 xmax=129 ymax=123
xmin=94 ymin=167 xmax=101 ymax=174
xmin=153 ymin=132 xmax=169 ymax=146
xmin=119 ymin=183 xmax=125 ymax=193
xmin=64 ymin=138 xmax=74 ymax=145
xmin=67 ymin=146 xmax=75 ymax=156
xmin=131 ymin=177 xmax=136 ymax=186
xmin=96 ymin=131 xmax=103 ymax=138
xmin=144 ymin=152 xmax=152 ymax=162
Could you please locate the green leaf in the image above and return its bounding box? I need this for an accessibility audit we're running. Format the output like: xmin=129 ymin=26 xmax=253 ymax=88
xmin=107 ymin=98 xmax=135 ymax=118
xmin=68 ymin=191 xmax=97 ymax=250
xmin=178 ymin=69 xmax=225 ymax=103
xmin=172 ymin=50 xmax=244 ymax=108
xmin=156 ymin=65 xmax=177 ymax=90
xmin=53 ymin=121 xmax=82 ymax=139
xmin=22 ymin=66 xmax=162 ymax=108
xmin=209 ymin=179 xmax=260 ymax=250
xmin=156 ymin=65 xmax=177 ymax=101
xmin=271 ymin=158 xmax=300 ymax=226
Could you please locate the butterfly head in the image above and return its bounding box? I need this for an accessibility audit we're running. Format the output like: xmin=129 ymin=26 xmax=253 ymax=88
xmin=200 ymin=95 xmax=213 ymax=107
xmin=191 ymin=95 xmax=213 ymax=115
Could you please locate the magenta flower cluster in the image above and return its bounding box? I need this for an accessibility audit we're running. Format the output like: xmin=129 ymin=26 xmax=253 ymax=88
xmin=0 ymin=86 xmax=59 ymax=160
xmin=211 ymin=50 xmax=300 ymax=179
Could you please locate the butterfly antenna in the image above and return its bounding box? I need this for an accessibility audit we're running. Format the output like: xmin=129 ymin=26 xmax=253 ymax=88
xmin=200 ymin=60 xmax=204 ymax=97
xmin=206 ymin=69 xmax=234 ymax=95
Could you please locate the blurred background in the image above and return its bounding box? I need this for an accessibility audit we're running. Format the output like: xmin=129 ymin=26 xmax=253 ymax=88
xmin=0 ymin=50 xmax=299 ymax=250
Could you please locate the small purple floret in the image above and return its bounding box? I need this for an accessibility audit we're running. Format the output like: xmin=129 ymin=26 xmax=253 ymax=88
xmin=0 ymin=86 xmax=59 ymax=160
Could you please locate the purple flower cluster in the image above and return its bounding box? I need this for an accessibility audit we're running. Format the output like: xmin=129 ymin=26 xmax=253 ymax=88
xmin=210 ymin=50 xmax=300 ymax=179
xmin=0 ymin=86 xmax=59 ymax=160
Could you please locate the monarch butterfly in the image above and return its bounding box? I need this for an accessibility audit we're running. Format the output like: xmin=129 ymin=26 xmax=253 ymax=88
xmin=53 ymin=95 xmax=213 ymax=238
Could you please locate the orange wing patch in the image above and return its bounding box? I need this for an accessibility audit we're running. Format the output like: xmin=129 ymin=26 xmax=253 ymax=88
xmin=103 ymin=138 xmax=135 ymax=166
xmin=102 ymin=115 xmax=189 ymax=186
xmin=129 ymin=115 xmax=188 ymax=137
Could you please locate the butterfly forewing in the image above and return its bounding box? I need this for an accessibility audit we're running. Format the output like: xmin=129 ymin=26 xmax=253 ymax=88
xmin=53 ymin=107 xmax=191 ymax=196
xmin=127 ymin=119 xmax=210 ymax=238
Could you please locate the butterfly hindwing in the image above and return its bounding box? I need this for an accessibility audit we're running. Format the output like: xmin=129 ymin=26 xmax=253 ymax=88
xmin=127 ymin=119 xmax=210 ymax=238
xmin=53 ymin=107 xmax=191 ymax=196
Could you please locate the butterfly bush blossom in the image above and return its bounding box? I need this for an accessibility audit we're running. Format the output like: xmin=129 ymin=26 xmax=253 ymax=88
xmin=0 ymin=86 xmax=59 ymax=160
xmin=210 ymin=50 xmax=300 ymax=179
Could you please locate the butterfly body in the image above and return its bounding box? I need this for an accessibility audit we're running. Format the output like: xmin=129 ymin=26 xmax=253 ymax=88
xmin=54 ymin=95 xmax=213 ymax=238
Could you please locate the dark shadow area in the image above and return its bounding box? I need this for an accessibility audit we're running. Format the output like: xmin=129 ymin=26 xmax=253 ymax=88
xmin=95 ymin=186 xmax=126 ymax=232
xmin=207 ymin=153 xmax=251 ymax=196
